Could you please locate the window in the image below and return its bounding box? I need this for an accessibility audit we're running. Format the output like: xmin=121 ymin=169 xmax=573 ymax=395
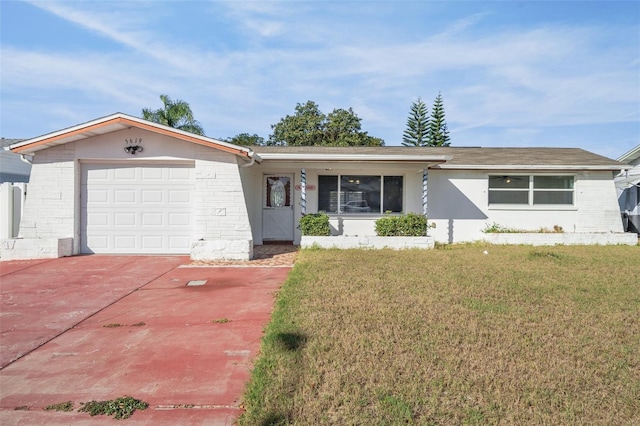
xmin=318 ymin=175 xmax=403 ymax=214
xmin=489 ymin=175 xmax=574 ymax=206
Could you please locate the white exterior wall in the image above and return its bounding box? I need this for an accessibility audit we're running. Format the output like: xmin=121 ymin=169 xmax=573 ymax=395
xmin=428 ymin=169 xmax=624 ymax=243
xmin=7 ymin=128 xmax=253 ymax=259
xmin=193 ymin=145 xmax=252 ymax=242
xmin=18 ymin=144 xmax=77 ymax=244
xmin=247 ymin=162 xmax=425 ymax=244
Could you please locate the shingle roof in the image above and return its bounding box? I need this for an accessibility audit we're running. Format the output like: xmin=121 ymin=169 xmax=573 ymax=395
xmin=251 ymin=146 xmax=626 ymax=170
xmin=1 ymin=138 xmax=25 ymax=148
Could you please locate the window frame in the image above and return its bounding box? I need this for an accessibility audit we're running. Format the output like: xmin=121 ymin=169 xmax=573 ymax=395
xmin=488 ymin=174 xmax=576 ymax=209
xmin=317 ymin=174 xmax=404 ymax=215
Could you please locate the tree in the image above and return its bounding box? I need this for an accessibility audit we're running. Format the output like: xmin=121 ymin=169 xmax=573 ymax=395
xmin=142 ymin=94 xmax=205 ymax=136
xmin=402 ymin=97 xmax=429 ymax=146
xmin=225 ymin=133 xmax=265 ymax=146
xmin=325 ymin=108 xmax=384 ymax=146
xmin=269 ymin=101 xmax=384 ymax=146
xmin=427 ymin=92 xmax=450 ymax=146
xmin=269 ymin=101 xmax=325 ymax=146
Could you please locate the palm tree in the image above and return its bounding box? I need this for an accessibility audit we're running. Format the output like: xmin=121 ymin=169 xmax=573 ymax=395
xmin=142 ymin=94 xmax=205 ymax=135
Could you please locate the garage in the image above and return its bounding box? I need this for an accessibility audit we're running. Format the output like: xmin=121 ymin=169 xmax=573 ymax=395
xmin=81 ymin=163 xmax=195 ymax=254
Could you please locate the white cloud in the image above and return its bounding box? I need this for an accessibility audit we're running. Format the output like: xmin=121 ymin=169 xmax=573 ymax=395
xmin=2 ymin=1 xmax=638 ymax=155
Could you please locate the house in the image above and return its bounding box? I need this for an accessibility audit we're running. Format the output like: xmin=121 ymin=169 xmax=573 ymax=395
xmin=615 ymin=145 xmax=640 ymax=234
xmin=1 ymin=138 xmax=30 ymax=183
xmin=1 ymin=113 xmax=634 ymax=260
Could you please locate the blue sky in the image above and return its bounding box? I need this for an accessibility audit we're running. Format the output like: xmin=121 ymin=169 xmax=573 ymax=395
xmin=1 ymin=1 xmax=638 ymax=159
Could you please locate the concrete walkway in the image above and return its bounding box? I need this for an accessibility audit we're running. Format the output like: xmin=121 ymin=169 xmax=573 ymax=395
xmin=0 ymin=254 xmax=292 ymax=425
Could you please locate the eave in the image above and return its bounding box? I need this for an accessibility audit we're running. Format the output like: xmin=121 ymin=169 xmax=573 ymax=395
xmin=431 ymin=164 xmax=629 ymax=172
xmin=257 ymin=153 xmax=451 ymax=165
xmin=8 ymin=113 xmax=260 ymax=162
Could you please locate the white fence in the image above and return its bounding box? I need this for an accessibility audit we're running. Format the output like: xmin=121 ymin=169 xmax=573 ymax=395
xmin=0 ymin=182 xmax=27 ymax=239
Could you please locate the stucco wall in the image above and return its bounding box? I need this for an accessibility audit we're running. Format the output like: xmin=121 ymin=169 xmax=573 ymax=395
xmin=428 ymin=169 xmax=623 ymax=243
xmin=249 ymin=162 xmax=425 ymax=243
xmin=251 ymin=165 xmax=624 ymax=245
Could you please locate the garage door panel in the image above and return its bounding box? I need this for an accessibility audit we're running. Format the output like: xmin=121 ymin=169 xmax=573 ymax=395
xmin=114 ymin=167 xmax=136 ymax=180
xmin=86 ymin=168 xmax=109 ymax=181
xmin=88 ymin=189 xmax=109 ymax=204
xmin=87 ymin=235 xmax=109 ymax=250
xmin=141 ymin=235 xmax=163 ymax=250
xmin=114 ymin=212 xmax=136 ymax=226
xmin=141 ymin=167 xmax=163 ymax=181
xmin=114 ymin=190 xmax=136 ymax=203
xmin=169 ymin=167 xmax=192 ymax=180
xmin=114 ymin=235 xmax=136 ymax=250
xmin=169 ymin=235 xmax=192 ymax=250
xmin=169 ymin=189 xmax=191 ymax=203
xmin=87 ymin=212 xmax=109 ymax=226
xmin=142 ymin=190 xmax=163 ymax=203
xmin=141 ymin=212 xmax=163 ymax=226
xmin=82 ymin=164 xmax=194 ymax=254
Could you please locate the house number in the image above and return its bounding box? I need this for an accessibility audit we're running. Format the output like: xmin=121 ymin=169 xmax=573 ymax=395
xmin=124 ymin=138 xmax=143 ymax=155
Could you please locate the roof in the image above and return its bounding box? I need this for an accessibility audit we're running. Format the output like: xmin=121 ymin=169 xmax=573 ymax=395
xmin=8 ymin=113 xmax=256 ymax=161
xmin=617 ymin=145 xmax=640 ymax=165
xmin=1 ymin=138 xmax=25 ymax=148
xmin=253 ymin=146 xmax=627 ymax=171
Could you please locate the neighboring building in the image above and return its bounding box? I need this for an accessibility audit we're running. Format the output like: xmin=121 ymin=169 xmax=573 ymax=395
xmin=0 ymin=138 xmax=30 ymax=183
xmin=1 ymin=113 xmax=633 ymax=260
xmin=615 ymin=145 xmax=640 ymax=234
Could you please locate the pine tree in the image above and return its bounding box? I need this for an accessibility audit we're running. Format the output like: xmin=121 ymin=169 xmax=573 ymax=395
xmin=427 ymin=92 xmax=450 ymax=147
xmin=402 ymin=98 xmax=429 ymax=146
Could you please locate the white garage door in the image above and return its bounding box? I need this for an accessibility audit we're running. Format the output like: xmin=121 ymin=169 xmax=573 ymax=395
xmin=81 ymin=163 xmax=195 ymax=254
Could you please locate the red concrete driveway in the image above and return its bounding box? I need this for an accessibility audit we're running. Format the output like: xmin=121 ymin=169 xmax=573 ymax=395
xmin=0 ymin=255 xmax=291 ymax=425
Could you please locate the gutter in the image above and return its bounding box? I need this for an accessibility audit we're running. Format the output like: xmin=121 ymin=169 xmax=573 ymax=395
xmin=20 ymin=154 xmax=33 ymax=166
xmin=432 ymin=164 xmax=631 ymax=172
xmin=2 ymin=145 xmax=33 ymax=165
xmin=255 ymin=153 xmax=452 ymax=162
xmin=239 ymin=150 xmax=262 ymax=168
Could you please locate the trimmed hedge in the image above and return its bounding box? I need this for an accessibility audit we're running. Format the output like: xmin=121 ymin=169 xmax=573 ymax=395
xmin=375 ymin=213 xmax=428 ymax=236
xmin=299 ymin=213 xmax=331 ymax=236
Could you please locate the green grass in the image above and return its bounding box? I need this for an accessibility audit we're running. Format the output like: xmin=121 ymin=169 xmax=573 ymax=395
xmin=239 ymin=245 xmax=640 ymax=425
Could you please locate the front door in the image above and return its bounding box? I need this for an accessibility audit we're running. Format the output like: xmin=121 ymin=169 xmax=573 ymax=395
xmin=262 ymin=174 xmax=294 ymax=241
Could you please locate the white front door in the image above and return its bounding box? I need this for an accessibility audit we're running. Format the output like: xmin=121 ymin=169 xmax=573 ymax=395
xmin=262 ymin=174 xmax=294 ymax=241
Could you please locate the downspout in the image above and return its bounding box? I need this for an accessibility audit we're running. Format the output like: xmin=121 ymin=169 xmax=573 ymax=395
xmin=20 ymin=154 xmax=33 ymax=166
xmin=239 ymin=151 xmax=257 ymax=168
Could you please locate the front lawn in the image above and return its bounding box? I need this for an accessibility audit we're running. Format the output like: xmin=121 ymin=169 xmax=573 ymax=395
xmin=240 ymin=245 xmax=640 ymax=425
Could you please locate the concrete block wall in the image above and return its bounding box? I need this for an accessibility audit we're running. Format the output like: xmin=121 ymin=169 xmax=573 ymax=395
xmin=1 ymin=237 xmax=73 ymax=260
xmin=301 ymin=236 xmax=435 ymax=250
xmin=18 ymin=145 xmax=76 ymax=241
xmin=428 ymin=170 xmax=626 ymax=243
xmin=192 ymin=147 xmax=253 ymax=259
xmin=574 ymin=172 xmax=624 ymax=232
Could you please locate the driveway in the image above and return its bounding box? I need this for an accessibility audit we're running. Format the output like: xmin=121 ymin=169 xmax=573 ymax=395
xmin=0 ymin=255 xmax=292 ymax=425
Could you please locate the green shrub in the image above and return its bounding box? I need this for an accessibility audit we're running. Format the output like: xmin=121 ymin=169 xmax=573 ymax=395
xmin=298 ymin=213 xmax=331 ymax=236
xmin=375 ymin=213 xmax=428 ymax=236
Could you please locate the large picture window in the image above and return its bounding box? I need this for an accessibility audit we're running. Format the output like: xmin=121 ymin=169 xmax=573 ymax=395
xmin=488 ymin=175 xmax=574 ymax=206
xmin=318 ymin=175 xmax=403 ymax=214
